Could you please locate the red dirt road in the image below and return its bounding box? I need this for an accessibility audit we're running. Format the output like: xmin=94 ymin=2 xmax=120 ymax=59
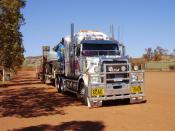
xmin=0 ymin=70 xmax=175 ymax=131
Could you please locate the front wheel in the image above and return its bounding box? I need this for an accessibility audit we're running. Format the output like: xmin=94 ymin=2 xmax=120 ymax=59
xmin=60 ymin=78 xmax=66 ymax=94
xmin=77 ymin=82 xmax=87 ymax=105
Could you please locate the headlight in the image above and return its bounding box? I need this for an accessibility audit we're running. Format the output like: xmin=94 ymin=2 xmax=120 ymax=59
xmin=134 ymin=65 xmax=138 ymax=71
xmin=91 ymin=76 xmax=101 ymax=84
xmin=121 ymin=66 xmax=126 ymax=71
xmin=131 ymin=74 xmax=137 ymax=82
xmin=131 ymin=73 xmax=144 ymax=82
xmin=94 ymin=66 xmax=100 ymax=73
xmin=108 ymin=66 xmax=113 ymax=72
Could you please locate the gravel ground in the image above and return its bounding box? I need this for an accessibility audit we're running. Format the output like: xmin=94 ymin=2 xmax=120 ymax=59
xmin=0 ymin=70 xmax=175 ymax=131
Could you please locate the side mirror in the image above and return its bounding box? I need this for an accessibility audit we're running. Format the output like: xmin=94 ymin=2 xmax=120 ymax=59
xmin=118 ymin=43 xmax=125 ymax=56
xmin=76 ymin=47 xmax=80 ymax=56
xmin=122 ymin=45 xmax=126 ymax=56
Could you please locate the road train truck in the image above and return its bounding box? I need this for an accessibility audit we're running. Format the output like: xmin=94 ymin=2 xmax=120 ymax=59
xmin=41 ymin=24 xmax=145 ymax=107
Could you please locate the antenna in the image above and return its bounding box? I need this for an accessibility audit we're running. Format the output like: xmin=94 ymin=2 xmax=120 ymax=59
xmin=117 ymin=26 xmax=120 ymax=42
xmin=109 ymin=25 xmax=111 ymax=39
xmin=110 ymin=24 xmax=115 ymax=41
xmin=71 ymin=23 xmax=74 ymax=42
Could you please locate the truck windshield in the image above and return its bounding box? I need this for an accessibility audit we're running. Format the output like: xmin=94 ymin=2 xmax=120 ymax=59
xmin=82 ymin=43 xmax=119 ymax=56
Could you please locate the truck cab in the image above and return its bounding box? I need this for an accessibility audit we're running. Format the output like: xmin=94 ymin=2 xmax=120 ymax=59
xmin=72 ymin=39 xmax=144 ymax=107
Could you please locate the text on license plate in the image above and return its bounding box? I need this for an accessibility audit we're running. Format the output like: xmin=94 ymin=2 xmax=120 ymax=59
xmin=91 ymin=88 xmax=104 ymax=97
xmin=131 ymin=85 xmax=142 ymax=93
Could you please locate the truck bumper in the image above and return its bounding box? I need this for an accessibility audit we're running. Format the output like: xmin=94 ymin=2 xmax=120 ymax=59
xmin=87 ymin=83 xmax=145 ymax=107
xmin=87 ymin=94 xmax=145 ymax=108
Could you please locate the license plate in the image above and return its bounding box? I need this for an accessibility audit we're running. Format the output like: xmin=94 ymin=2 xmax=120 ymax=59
xmin=131 ymin=85 xmax=142 ymax=93
xmin=91 ymin=88 xmax=104 ymax=97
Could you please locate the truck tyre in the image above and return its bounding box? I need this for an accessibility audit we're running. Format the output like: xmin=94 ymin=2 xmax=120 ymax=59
xmin=45 ymin=63 xmax=51 ymax=75
xmin=44 ymin=75 xmax=48 ymax=84
xmin=44 ymin=75 xmax=52 ymax=85
xmin=60 ymin=78 xmax=66 ymax=94
xmin=77 ymin=81 xmax=87 ymax=105
xmin=55 ymin=76 xmax=61 ymax=93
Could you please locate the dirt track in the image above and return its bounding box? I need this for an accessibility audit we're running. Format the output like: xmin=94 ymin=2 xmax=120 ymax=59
xmin=0 ymin=70 xmax=175 ymax=131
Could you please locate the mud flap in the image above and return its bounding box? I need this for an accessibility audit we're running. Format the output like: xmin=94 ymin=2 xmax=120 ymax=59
xmin=130 ymin=96 xmax=146 ymax=104
xmin=87 ymin=97 xmax=91 ymax=108
xmin=87 ymin=97 xmax=102 ymax=108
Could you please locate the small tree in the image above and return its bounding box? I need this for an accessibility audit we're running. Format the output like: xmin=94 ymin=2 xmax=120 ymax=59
xmin=0 ymin=0 xmax=25 ymax=81
xmin=143 ymin=48 xmax=154 ymax=61
xmin=154 ymin=49 xmax=161 ymax=61
xmin=143 ymin=46 xmax=168 ymax=61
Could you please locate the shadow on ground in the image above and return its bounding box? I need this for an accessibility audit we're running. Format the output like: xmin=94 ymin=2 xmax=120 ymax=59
xmin=0 ymin=81 xmax=42 ymax=88
xmin=102 ymin=99 xmax=130 ymax=107
xmin=0 ymin=74 xmax=42 ymax=88
xmin=11 ymin=121 xmax=105 ymax=131
xmin=0 ymin=86 xmax=81 ymax=118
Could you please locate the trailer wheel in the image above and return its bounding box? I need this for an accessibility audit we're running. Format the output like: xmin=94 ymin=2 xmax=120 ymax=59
xmin=77 ymin=81 xmax=87 ymax=105
xmin=55 ymin=76 xmax=61 ymax=93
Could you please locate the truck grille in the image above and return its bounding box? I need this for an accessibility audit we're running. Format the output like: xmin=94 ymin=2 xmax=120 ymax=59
xmin=102 ymin=61 xmax=130 ymax=84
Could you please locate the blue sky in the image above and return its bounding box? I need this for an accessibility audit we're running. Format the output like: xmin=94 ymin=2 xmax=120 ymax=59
xmin=21 ymin=0 xmax=175 ymax=57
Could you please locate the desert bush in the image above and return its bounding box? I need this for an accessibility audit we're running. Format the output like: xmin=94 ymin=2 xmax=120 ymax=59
xmin=169 ymin=65 xmax=175 ymax=71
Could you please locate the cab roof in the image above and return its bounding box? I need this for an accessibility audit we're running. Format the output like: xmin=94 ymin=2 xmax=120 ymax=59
xmin=81 ymin=40 xmax=118 ymax=45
